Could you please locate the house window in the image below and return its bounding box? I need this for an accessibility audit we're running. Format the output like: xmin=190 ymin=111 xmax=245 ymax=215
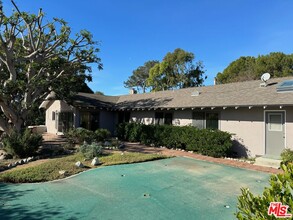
xmin=155 ymin=112 xmax=164 ymax=125
xmin=125 ymin=112 xmax=131 ymax=123
xmin=80 ymin=112 xmax=90 ymax=130
xmin=206 ymin=113 xmax=219 ymax=130
xmin=118 ymin=112 xmax=131 ymax=124
xmin=164 ymin=113 xmax=173 ymax=125
xmin=52 ymin=112 xmax=56 ymax=121
xmin=192 ymin=112 xmax=219 ymax=130
xmin=58 ymin=112 xmax=74 ymax=133
xmin=268 ymin=113 xmax=283 ymax=131
xmin=192 ymin=112 xmax=205 ymax=129
xmin=80 ymin=112 xmax=100 ymax=130
xmin=155 ymin=112 xmax=173 ymax=125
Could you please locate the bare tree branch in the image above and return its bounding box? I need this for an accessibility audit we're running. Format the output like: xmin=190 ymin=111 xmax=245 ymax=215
xmin=0 ymin=1 xmax=101 ymax=134
xmin=0 ymin=115 xmax=9 ymax=133
xmin=0 ymin=101 xmax=17 ymax=122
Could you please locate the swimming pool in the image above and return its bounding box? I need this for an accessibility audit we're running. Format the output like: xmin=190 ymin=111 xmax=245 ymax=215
xmin=0 ymin=157 xmax=270 ymax=219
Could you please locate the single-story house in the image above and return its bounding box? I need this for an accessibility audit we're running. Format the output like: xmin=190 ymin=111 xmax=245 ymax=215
xmin=40 ymin=77 xmax=293 ymax=158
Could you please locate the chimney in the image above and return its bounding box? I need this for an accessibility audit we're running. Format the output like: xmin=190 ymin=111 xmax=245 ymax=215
xmin=129 ymin=88 xmax=137 ymax=95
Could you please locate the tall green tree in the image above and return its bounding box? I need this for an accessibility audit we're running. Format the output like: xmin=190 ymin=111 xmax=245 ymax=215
xmin=147 ymin=48 xmax=206 ymax=91
xmin=0 ymin=1 xmax=102 ymax=135
xmin=95 ymin=91 xmax=104 ymax=95
xmin=124 ymin=60 xmax=158 ymax=93
xmin=216 ymin=52 xmax=293 ymax=84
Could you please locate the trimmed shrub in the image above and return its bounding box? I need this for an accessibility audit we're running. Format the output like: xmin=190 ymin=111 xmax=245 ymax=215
xmin=126 ymin=123 xmax=142 ymax=142
xmin=186 ymin=129 xmax=232 ymax=157
xmin=281 ymin=149 xmax=293 ymax=165
xmin=79 ymin=142 xmax=103 ymax=159
xmin=95 ymin=129 xmax=111 ymax=142
xmin=116 ymin=123 xmax=232 ymax=157
xmin=66 ymin=128 xmax=96 ymax=144
xmin=236 ymin=163 xmax=293 ymax=219
xmin=116 ymin=122 xmax=127 ymax=140
xmin=139 ymin=124 xmax=154 ymax=145
xmin=66 ymin=128 xmax=111 ymax=144
xmin=2 ymin=129 xmax=43 ymax=158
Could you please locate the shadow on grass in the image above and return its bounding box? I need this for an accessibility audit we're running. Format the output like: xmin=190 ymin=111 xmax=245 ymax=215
xmin=0 ymin=183 xmax=80 ymax=219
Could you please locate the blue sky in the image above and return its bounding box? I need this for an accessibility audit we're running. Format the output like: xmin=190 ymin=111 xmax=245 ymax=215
xmin=4 ymin=0 xmax=293 ymax=95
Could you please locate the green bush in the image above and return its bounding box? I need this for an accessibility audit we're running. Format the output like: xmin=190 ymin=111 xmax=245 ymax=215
xmin=186 ymin=129 xmax=232 ymax=157
xmin=95 ymin=129 xmax=111 ymax=142
xmin=79 ymin=142 xmax=102 ymax=159
xmin=66 ymin=128 xmax=111 ymax=144
xmin=116 ymin=123 xmax=127 ymax=140
xmin=116 ymin=123 xmax=232 ymax=157
xmin=281 ymin=149 xmax=293 ymax=165
xmin=2 ymin=129 xmax=43 ymax=158
xmin=66 ymin=128 xmax=96 ymax=144
xmin=236 ymin=163 xmax=293 ymax=219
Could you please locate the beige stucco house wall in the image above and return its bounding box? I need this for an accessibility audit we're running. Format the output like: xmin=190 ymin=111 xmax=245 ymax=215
xmin=128 ymin=107 xmax=293 ymax=157
xmin=130 ymin=108 xmax=263 ymax=156
xmin=43 ymin=99 xmax=293 ymax=158
xmin=45 ymin=100 xmax=74 ymax=134
xmin=220 ymin=108 xmax=264 ymax=157
xmin=284 ymin=107 xmax=293 ymax=150
xmin=172 ymin=110 xmax=192 ymax=126
xmin=130 ymin=110 xmax=194 ymax=126
xmin=131 ymin=111 xmax=155 ymax=125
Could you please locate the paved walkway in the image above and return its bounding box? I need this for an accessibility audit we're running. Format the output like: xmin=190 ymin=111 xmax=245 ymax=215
xmin=40 ymin=132 xmax=68 ymax=153
xmin=124 ymin=142 xmax=282 ymax=174
xmin=42 ymin=133 xmax=67 ymax=147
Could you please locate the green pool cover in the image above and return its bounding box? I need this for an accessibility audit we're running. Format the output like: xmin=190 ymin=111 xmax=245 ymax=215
xmin=0 ymin=157 xmax=270 ymax=219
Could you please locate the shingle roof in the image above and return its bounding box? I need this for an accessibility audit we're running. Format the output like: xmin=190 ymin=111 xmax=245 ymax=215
xmin=74 ymin=77 xmax=293 ymax=110
xmin=73 ymin=93 xmax=119 ymax=109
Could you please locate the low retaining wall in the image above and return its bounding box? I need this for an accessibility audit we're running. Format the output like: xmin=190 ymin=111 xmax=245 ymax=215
xmin=28 ymin=125 xmax=47 ymax=134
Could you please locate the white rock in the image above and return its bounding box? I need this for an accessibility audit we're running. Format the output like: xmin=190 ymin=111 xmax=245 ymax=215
xmin=91 ymin=157 xmax=100 ymax=166
xmin=27 ymin=157 xmax=33 ymax=162
xmin=8 ymin=163 xmax=16 ymax=168
xmin=59 ymin=170 xmax=67 ymax=175
xmin=75 ymin=161 xmax=84 ymax=168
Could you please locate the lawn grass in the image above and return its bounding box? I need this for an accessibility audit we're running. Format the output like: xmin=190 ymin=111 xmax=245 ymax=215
xmin=0 ymin=152 xmax=167 ymax=183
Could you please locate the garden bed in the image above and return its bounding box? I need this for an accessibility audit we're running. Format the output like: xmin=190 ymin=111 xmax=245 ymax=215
xmin=0 ymin=152 xmax=167 ymax=183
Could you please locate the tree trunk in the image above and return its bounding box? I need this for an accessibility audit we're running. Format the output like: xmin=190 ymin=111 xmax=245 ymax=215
xmin=13 ymin=119 xmax=23 ymax=133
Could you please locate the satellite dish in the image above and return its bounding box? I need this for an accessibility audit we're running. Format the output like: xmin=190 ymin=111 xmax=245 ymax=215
xmin=261 ymin=73 xmax=271 ymax=82
xmin=260 ymin=73 xmax=271 ymax=87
